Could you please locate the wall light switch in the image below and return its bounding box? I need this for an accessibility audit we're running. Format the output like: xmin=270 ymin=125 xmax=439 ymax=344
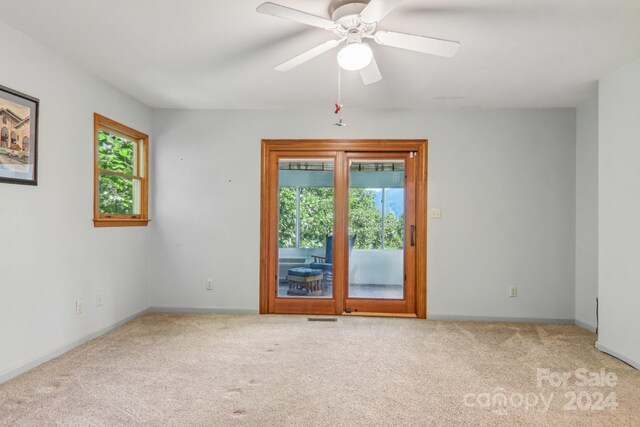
xmin=431 ymin=208 xmax=442 ymax=219
xmin=509 ymin=287 xmax=518 ymax=297
xmin=76 ymin=300 xmax=83 ymax=314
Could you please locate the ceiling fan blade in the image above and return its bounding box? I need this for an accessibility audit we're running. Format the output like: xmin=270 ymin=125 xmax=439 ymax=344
xmin=275 ymin=39 xmax=342 ymax=71
xmin=374 ymin=30 xmax=460 ymax=57
xmin=257 ymin=2 xmax=337 ymax=30
xmin=359 ymin=0 xmax=405 ymax=24
xmin=360 ymin=56 xmax=382 ymax=85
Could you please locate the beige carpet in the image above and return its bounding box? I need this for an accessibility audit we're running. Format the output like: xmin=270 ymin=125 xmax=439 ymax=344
xmin=0 ymin=314 xmax=639 ymax=426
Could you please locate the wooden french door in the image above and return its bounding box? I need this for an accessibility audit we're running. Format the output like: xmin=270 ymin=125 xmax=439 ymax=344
xmin=260 ymin=140 xmax=427 ymax=318
xmin=342 ymin=151 xmax=416 ymax=315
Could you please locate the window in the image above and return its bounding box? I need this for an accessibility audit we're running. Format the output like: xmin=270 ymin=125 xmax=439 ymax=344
xmin=93 ymin=113 xmax=149 ymax=227
xmin=278 ymin=186 xmax=403 ymax=250
xmin=278 ymin=186 xmax=334 ymax=249
xmin=1 ymin=127 xmax=7 ymax=148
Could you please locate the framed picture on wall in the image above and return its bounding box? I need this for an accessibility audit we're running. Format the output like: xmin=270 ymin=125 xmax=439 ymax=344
xmin=0 ymin=85 xmax=39 ymax=185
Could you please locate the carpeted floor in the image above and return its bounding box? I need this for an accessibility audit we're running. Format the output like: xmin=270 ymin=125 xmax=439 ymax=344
xmin=1 ymin=314 xmax=639 ymax=426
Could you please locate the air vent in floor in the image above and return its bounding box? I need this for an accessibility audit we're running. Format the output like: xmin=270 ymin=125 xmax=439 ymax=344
xmin=307 ymin=317 xmax=337 ymax=322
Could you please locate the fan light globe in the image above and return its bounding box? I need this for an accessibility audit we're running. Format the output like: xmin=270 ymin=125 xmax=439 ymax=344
xmin=337 ymin=42 xmax=373 ymax=71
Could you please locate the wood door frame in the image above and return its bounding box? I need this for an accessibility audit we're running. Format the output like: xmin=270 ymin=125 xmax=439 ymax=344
xmin=260 ymin=139 xmax=428 ymax=319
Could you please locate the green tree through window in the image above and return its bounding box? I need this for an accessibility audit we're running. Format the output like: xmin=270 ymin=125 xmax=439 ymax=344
xmin=300 ymin=187 xmax=334 ymax=248
xmin=349 ymin=188 xmax=382 ymax=249
xmin=278 ymin=187 xmax=297 ymax=248
xmin=98 ymin=130 xmax=137 ymax=214
xmin=278 ymin=187 xmax=404 ymax=250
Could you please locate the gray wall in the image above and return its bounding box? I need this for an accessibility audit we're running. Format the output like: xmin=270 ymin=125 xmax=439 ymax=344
xmin=597 ymin=56 xmax=640 ymax=369
xmin=0 ymin=23 xmax=152 ymax=380
xmin=575 ymin=98 xmax=599 ymax=331
xmin=149 ymin=108 xmax=576 ymax=320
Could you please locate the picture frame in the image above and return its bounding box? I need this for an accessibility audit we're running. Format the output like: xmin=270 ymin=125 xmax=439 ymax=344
xmin=0 ymin=84 xmax=39 ymax=186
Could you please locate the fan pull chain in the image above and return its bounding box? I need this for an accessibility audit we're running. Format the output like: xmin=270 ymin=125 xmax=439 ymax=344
xmin=333 ymin=64 xmax=346 ymax=126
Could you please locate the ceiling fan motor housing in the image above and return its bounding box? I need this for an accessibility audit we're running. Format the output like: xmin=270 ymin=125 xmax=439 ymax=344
xmin=330 ymin=0 xmax=376 ymax=38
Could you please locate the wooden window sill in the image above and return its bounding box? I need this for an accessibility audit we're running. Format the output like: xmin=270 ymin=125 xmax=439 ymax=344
xmin=93 ymin=219 xmax=150 ymax=228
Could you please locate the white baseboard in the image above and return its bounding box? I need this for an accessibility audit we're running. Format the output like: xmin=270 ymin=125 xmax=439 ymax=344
xmin=595 ymin=342 xmax=640 ymax=370
xmin=148 ymin=306 xmax=259 ymax=315
xmin=574 ymin=320 xmax=597 ymax=333
xmin=0 ymin=308 xmax=150 ymax=385
xmin=427 ymin=314 xmax=575 ymax=324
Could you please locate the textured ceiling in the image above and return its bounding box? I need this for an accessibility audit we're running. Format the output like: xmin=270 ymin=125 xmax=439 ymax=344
xmin=1 ymin=0 xmax=639 ymax=109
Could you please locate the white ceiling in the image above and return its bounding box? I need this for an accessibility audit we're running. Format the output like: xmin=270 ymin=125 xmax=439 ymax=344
xmin=1 ymin=0 xmax=639 ymax=109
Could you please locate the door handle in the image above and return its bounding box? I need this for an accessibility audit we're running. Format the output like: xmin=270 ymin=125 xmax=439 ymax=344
xmin=410 ymin=225 xmax=415 ymax=247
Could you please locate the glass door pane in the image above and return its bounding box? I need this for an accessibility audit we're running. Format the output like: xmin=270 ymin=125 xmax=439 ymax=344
xmin=278 ymin=159 xmax=334 ymax=298
xmin=348 ymin=160 xmax=405 ymax=299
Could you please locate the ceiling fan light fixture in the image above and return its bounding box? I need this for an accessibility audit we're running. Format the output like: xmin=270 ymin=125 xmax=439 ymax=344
xmin=337 ymin=42 xmax=373 ymax=71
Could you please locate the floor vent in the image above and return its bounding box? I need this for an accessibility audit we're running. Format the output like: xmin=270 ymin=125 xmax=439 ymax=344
xmin=308 ymin=317 xmax=338 ymax=322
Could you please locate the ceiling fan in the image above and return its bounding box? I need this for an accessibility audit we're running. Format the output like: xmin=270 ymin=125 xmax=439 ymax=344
xmin=256 ymin=0 xmax=460 ymax=85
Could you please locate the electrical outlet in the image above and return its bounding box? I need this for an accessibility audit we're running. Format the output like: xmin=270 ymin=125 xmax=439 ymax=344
xmin=206 ymin=279 xmax=214 ymax=291
xmin=509 ymin=287 xmax=517 ymax=297
xmin=75 ymin=300 xmax=83 ymax=314
xmin=96 ymin=294 xmax=103 ymax=307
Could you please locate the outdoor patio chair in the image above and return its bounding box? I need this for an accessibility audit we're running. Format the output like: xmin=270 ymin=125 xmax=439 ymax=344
xmin=309 ymin=234 xmax=356 ymax=290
